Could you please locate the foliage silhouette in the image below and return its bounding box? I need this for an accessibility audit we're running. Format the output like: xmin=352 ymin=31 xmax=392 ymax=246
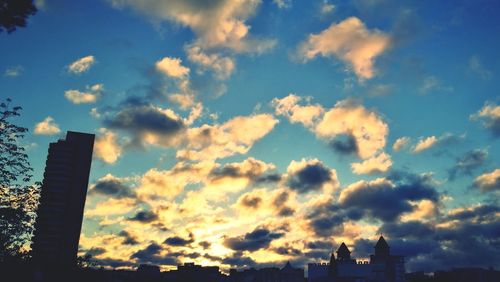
xmin=0 ymin=98 xmax=40 ymax=262
xmin=0 ymin=0 xmax=37 ymax=33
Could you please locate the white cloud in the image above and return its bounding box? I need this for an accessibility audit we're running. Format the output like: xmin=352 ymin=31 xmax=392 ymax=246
xmin=470 ymin=101 xmax=500 ymax=137
xmin=186 ymin=45 xmax=235 ymax=80
xmin=155 ymin=57 xmax=190 ymax=78
xmin=273 ymin=95 xmax=389 ymax=159
xmin=468 ymin=55 xmax=492 ymax=80
xmin=67 ymin=55 xmax=96 ymax=74
xmin=351 ymin=152 xmax=392 ymax=174
xmin=413 ymin=136 xmax=437 ymax=153
xmin=315 ymin=99 xmax=389 ymax=159
xmin=34 ymin=116 xmax=61 ymax=135
xmin=94 ymin=129 xmax=123 ymax=164
xmin=298 ymin=17 xmax=390 ymax=80
xmin=4 ymin=66 xmax=23 ymax=77
xmin=107 ymin=0 xmax=274 ymax=53
xmin=473 ymin=169 xmax=500 ymax=193
xmin=319 ymin=0 xmax=335 ymax=15
xmin=64 ymin=83 xmax=103 ymax=104
xmin=419 ymin=76 xmax=453 ymax=94
xmin=272 ymin=94 xmax=324 ymax=127
xmin=273 ymin=0 xmax=291 ymax=9
xmin=392 ymin=136 xmax=410 ymax=152
xmin=177 ymin=114 xmax=279 ymax=161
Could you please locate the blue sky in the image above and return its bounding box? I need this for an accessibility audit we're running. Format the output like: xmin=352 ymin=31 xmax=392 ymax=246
xmin=1 ymin=0 xmax=499 ymax=272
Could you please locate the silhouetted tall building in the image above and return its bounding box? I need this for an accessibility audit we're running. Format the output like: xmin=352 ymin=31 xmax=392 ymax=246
xmin=31 ymin=131 xmax=95 ymax=266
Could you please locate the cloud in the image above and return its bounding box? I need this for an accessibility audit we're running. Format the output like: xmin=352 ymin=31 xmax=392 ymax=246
xmin=272 ymin=94 xmax=324 ymax=127
xmin=392 ymin=136 xmax=410 ymax=152
xmin=118 ymin=230 xmax=139 ymax=245
xmin=177 ymin=114 xmax=278 ymax=161
xmin=107 ymin=0 xmax=274 ymax=53
xmin=351 ymin=152 xmax=392 ymax=174
xmin=286 ymin=158 xmax=338 ymax=193
xmin=298 ymin=17 xmax=390 ymax=79
xmin=273 ymin=0 xmax=291 ymax=9
xmin=89 ymin=174 xmax=133 ymax=199
xmin=131 ymin=243 xmax=178 ymax=266
xmin=412 ymin=133 xmax=465 ymax=154
xmin=319 ymin=1 xmax=335 ymax=16
xmin=65 ymin=84 xmax=103 ymax=104
xmin=209 ymin=157 xmax=277 ymax=183
xmin=186 ymin=45 xmax=235 ymax=80
xmin=34 ymin=116 xmax=61 ymax=135
xmin=94 ymin=128 xmax=122 ymax=164
xmin=4 ymin=65 xmax=23 ymax=77
xmin=67 ymin=55 xmax=96 ymax=74
xmin=306 ymin=172 xmax=439 ymax=237
xmin=378 ymin=204 xmax=500 ymax=272
xmin=155 ymin=57 xmax=190 ymax=78
xmin=338 ymin=175 xmax=438 ymax=221
xmin=468 ymin=55 xmax=492 ymax=80
xmin=473 ymin=169 xmax=500 ymax=193
xmin=224 ymin=227 xmax=284 ymax=252
xmin=273 ymin=95 xmax=389 ymax=160
xmin=85 ymin=198 xmax=136 ymax=217
xmin=471 ymin=101 xmax=500 ymax=138
xmin=419 ymin=75 xmax=453 ymax=94
xmin=164 ymin=233 xmax=195 ymax=246
xmin=315 ymin=99 xmax=389 ymax=159
xmin=104 ymin=102 xmax=185 ymax=147
xmin=128 ymin=210 xmax=159 ymax=223
xmin=329 ymin=134 xmax=358 ymax=155
xmin=413 ymin=136 xmax=437 ymax=153
xmin=448 ymin=149 xmax=488 ymax=180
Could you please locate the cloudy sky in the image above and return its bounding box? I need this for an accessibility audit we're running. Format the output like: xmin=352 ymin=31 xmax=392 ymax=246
xmin=2 ymin=0 xmax=499 ymax=273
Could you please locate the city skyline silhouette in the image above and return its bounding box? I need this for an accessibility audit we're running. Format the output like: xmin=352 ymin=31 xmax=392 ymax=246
xmin=1 ymin=0 xmax=499 ymax=281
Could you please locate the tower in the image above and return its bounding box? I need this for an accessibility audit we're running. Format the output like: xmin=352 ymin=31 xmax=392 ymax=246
xmin=374 ymin=236 xmax=390 ymax=258
xmin=336 ymin=242 xmax=352 ymax=261
xmin=31 ymin=131 xmax=95 ymax=266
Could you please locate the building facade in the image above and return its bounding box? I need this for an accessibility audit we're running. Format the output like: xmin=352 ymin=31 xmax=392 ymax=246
xmin=308 ymin=236 xmax=405 ymax=282
xmin=31 ymin=131 xmax=95 ymax=266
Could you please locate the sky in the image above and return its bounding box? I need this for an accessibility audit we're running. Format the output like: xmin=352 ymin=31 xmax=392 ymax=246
xmin=1 ymin=0 xmax=499 ymax=273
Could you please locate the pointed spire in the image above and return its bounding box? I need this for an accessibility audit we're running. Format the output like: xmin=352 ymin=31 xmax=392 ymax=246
xmin=336 ymin=242 xmax=351 ymax=260
xmin=375 ymin=236 xmax=390 ymax=257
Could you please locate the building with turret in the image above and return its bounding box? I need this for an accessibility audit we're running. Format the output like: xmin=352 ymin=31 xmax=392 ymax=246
xmin=308 ymin=236 xmax=405 ymax=282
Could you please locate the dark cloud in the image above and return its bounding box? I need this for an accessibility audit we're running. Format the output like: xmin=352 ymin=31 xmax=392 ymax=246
xmin=128 ymin=210 xmax=158 ymax=223
xmin=372 ymin=204 xmax=500 ymax=272
xmin=287 ymin=163 xmax=333 ymax=193
xmin=164 ymin=233 xmax=194 ymax=246
xmin=448 ymin=149 xmax=488 ymax=180
xmin=118 ymin=230 xmax=139 ymax=245
xmin=104 ymin=103 xmax=184 ymax=146
xmin=130 ymin=243 xmax=178 ymax=266
xmin=85 ymin=247 xmax=106 ymax=257
xmin=329 ymin=134 xmax=358 ymax=155
xmin=199 ymin=241 xmax=211 ymax=249
xmin=278 ymin=206 xmax=295 ymax=217
xmin=240 ymin=194 xmax=262 ymax=209
xmin=307 ymin=240 xmax=333 ymax=250
xmin=91 ymin=178 xmax=134 ymax=199
xmin=209 ymin=159 xmax=279 ymax=184
xmin=273 ymin=246 xmax=302 ymax=256
xmin=306 ymin=172 xmax=438 ymax=237
xmin=224 ymin=227 xmax=285 ymax=252
xmin=222 ymin=252 xmax=256 ymax=267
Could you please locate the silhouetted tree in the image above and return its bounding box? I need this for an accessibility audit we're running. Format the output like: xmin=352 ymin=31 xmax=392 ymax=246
xmin=0 ymin=98 xmax=40 ymax=262
xmin=0 ymin=0 xmax=37 ymax=33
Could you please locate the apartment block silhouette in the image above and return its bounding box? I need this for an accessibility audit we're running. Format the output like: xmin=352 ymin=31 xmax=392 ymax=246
xmin=31 ymin=131 xmax=95 ymax=266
